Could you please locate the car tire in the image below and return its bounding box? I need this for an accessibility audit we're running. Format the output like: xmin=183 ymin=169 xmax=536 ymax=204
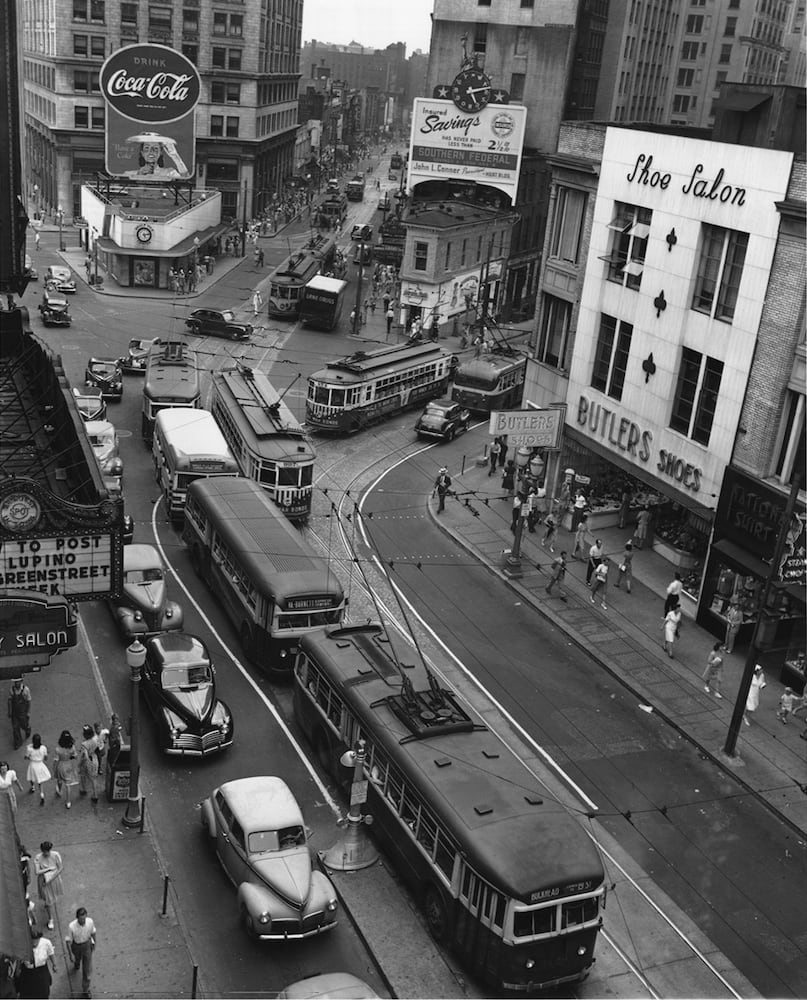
xmin=228 ymin=329 xmax=241 ymax=341
xmin=447 ymin=427 xmax=455 ymax=442
xmin=187 ymin=322 xmax=200 ymax=336
xmin=424 ymin=884 xmax=450 ymax=944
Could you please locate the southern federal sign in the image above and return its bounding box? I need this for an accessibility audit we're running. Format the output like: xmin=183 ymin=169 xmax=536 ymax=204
xmin=0 ymin=592 xmax=77 ymax=674
xmin=408 ymin=98 xmax=527 ymax=202
xmin=489 ymin=408 xmax=564 ymax=449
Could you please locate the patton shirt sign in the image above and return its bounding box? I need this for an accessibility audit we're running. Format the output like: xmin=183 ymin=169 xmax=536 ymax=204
xmin=99 ymin=44 xmax=200 ymax=180
xmin=408 ymin=99 xmax=526 ymax=202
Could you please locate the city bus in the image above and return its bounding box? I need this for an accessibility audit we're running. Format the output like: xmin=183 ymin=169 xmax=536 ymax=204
xmin=306 ymin=343 xmax=456 ymax=434
xmin=451 ymin=351 xmax=527 ymax=414
xmin=183 ymin=477 xmax=345 ymax=673
xmin=298 ymin=275 xmax=348 ymax=332
xmin=267 ymin=234 xmax=337 ymax=320
xmin=293 ymin=622 xmax=605 ymax=992
xmin=211 ymin=365 xmax=315 ymax=520
xmin=153 ymin=408 xmax=239 ymax=519
xmin=141 ymin=339 xmax=200 ymax=443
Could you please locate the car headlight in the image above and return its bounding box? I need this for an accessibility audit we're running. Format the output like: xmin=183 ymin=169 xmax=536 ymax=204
xmin=165 ymin=607 xmax=173 ymax=619
xmin=133 ymin=610 xmax=143 ymax=621
xmin=258 ymin=912 xmax=271 ymax=925
xmin=326 ymin=898 xmax=338 ymax=912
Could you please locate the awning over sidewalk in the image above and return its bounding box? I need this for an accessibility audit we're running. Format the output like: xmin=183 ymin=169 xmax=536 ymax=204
xmin=96 ymin=223 xmax=230 ymax=259
xmin=0 ymin=796 xmax=33 ymax=963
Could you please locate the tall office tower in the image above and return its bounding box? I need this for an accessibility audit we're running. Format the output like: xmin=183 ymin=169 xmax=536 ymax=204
xmin=21 ymin=0 xmax=303 ymax=220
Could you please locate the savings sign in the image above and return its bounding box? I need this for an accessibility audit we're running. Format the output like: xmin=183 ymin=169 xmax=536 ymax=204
xmin=408 ymin=98 xmax=527 ymax=201
xmin=99 ymin=44 xmax=200 ymax=180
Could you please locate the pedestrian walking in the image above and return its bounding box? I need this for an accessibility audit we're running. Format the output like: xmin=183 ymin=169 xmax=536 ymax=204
xmin=664 ymin=572 xmax=684 ymax=613
xmin=177 ymin=268 xmax=186 ymax=294
xmin=54 ymin=730 xmax=79 ymax=809
xmin=370 ymin=297 xmax=377 ymax=315
xmin=106 ymin=712 xmax=122 ymax=769
xmin=93 ymin=722 xmax=108 ymax=774
xmin=497 ymin=436 xmax=508 ymax=469
xmin=545 ymin=551 xmax=567 ymax=597
xmin=589 ymin=557 xmax=610 ymax=609
xmin=84 ymin=256 xmax=92 ymax=283
xmin=66 ymin=906 xmax=97 ymax=999
xmin=614 ymin=540 xmax=633 ymax=593
xmin=385 ymin=306 xmax=394 ymax=335
xmin=743 ymin=664 xmax=766 ymax=726
xmin=383 ymin=293 xmax=391 ymax=312
xmin=585 ymin=539 xmax=603 ymax=585
xmin=8 ymin=677 xmax=32 ymax=750
xmin=362 ymin=299 xmax=370 ymax=324
xmin=534 ymin=480 xmax=548 ymax=522
xmin=16 ymin=930 xmax=56 ymax=999
xmin=350 ymin=308 xmax=357 ymax=329
xmin=433 ymin=467 xmax=452 ymax=514
xmin=0 ymin=760 xmax=24 ymax=816
xmin=702 ymin=642 xmax=724 ymax=698
xmin=571 ymin=491 xmax=588 ymax=530
xmin=541 ymin=509 xmax=558 ymax=552
xmin=252 ymin=288 xmax=263 ymax=317
xmin=572 ymin=515 xmax=589 ymax=560
xmin=634 ymin=505 xmax=651 ymax=548
xmin=722 ymin=601 xmax=744 ymax=653
xmin=488 ymin=438 xmax=501 ymax=476
xmin=617 ymin=482 xmax=633 ymax=529
xmin=78 ymin=725 xmax=100 ymax=803
xmin=24 ymin=734 xmax=51 ymax=805
xmin=258 ymin=248 xmax=265 ymax=267
xmin=501 ymin=460 xmax=516 ymax=497
xmin=510 ymin=492 xmax=524 ymax=533
xmin=34 ymin=230 xmax=40 ymax=251
xmin=776 ymin=687 xmax=800 ymax=725
xmin=662 ymin=604 xmax=682 ymax=658
xmin=525 ymin=486 xmax=539 ymax=533
xmin=34 ymin=842 xmax=64 ymax=930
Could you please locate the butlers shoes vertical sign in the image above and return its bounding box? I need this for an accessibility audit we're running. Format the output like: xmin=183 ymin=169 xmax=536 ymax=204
xmin=99 ymin=44 xmax=201 ymax=181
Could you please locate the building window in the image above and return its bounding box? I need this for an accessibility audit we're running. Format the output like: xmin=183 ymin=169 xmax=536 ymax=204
xmin=183 ymin=8 xmax=199 ymax=32
xmin=670 ymin=348 xmax=723 ymax=446
xmin=73 ymin=35 xmax=88 ymax=56
xmin=225 ymin=116 xmax=239 ymax=137
xmin=677 ymin=68 xmax=695 ymax=86
xmin=509 ymin=73 xmax=525 ymax=101
xmin=686 ymin=14 xmax=704 ymax=32
xmin=91 ymin=106 xmax=105 ymax=129
xmin=591 ymin=314 xmax=633 ymax=402
xmin=673 ymin=94 xmax=691 ymax=113
xmin=549 ymin=186 xmax=586 ymax=264
xmin=474 ymin=22 xmax=487 ymax=56
xmin=537 ymin=296 xmax=572 ymax=370
xmin=724 ymin=17 xmax=737 ymax=36
xmin=602 ymin=202 xmax=651 ymax=290
xmin=719 ymin=44 xmax=732 ymax=63
xmin=148 ymin=6 xmax=172 ymax=30
xmin=210 ymin=115 xmax=224 ymax=137
xmin=212 ymin=47 xmax=226 ymax=69
xmin=478 ymin=0 xmax=491 ymax=5
xmin=213 ymin=11 xmax=243 ymax=36
xmin=182 ymin=44 xmax=198 ymax=63
xmin=515 ymin=27 xmax=529 ymax=55
xmin=228 ymin=49 xmax=242 ymax=71
xmin=211 ymin=82 xmax=241 ymax=103
xmin=682 ymin=41 xmax=699 ymax=59
xmin=414 ymin=242 xmax=428 ymax=271
xmin=120 ymin=2 xmax=137 ymax=23
xmin=521 ymin=0 xmax=534 ymax=6
xmin=445 ymin=243 xmax=451 ymax=269
xmin=74 ymin=106 xmax=89 ymax=128
xmin=692 ymin=224 xmax=748 ymax=322
xmin=73 ymin=0 xmax=87 ymax=20
xmin=91 ymin=36 xmax=104 ymax=56
xmin=774 ymin=390 xmax=806 ymax=487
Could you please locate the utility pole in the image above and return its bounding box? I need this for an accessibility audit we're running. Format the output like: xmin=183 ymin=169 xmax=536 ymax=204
xmin=352 ymin=240 xmax=364 ymax=336
xmin=723 ymin=474 xmax=802 ymax=757
xmin=241 ymin=178 xmax=248 ymax=258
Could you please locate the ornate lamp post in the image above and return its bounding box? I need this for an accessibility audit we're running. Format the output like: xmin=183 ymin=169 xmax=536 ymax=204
xmin=320 ymin=740 xmax=378 ymax=871
xmin=56 ymin=206 xmax=65 ymax=251
xmin=504 ymin=448 xmax=533 ymax=576
xmin=122 ymin=638 xmax=146 ymax=829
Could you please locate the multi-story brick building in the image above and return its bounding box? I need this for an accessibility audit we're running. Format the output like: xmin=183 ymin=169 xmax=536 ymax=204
xmin=22 ymin=0 xmax=303 ymax=221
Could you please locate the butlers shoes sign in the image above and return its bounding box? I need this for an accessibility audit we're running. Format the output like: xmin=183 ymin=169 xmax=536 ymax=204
xmin=100 ymin=44 xmax=200 ymax=181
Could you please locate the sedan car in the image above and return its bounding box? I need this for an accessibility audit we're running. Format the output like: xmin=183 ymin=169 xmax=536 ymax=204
xmin=142 ymin=633 xmax=233 ymax=756
xmin=200 ymin=776 xmax=339 ymax=940
xmin=377 ymin=193 xmax=391 ymax=213
xmin=72 ymin=387 xmax=106 ymax=422
xmin=185 ymin=308 xmax=252 ymax=341
xmin=24 ymin=254 xmax=38 ymax=281
xmin=414 ymin=399 xmax=471 ymax=442
xmin=85 ymin=357 xmax=123 ymax=401
xmin=39 ymin=288 xmax=71 ymax=326
xmin=45 ymin=265 xmax=76 ymax=293
xmin=350 ymin=224 xmax=373 ymax=242
xmin=120 ymin=337 xmax=160 ymax=374
xmin=85 ymin=419 xmax=123 ymax=479
xmin=110 ymin=544 xmax=184 ymax=639
xmin=279 ymin=974 xmax=379 ymax=999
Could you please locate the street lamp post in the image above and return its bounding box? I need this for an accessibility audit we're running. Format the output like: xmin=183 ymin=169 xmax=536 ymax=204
xmin=122 ymin=638 xmax=146 ymax=829
xmin=504 ymin=447 xmax=534 ymax=577
xmin=57 ymin=206 xmax=65 ymax=251
xmin=319 ymin=740 xmax=378 ymax=871
xmin=91 ymin=228 xmax=99 ymax=286
xmin=352 ymin=241 xmax=365 ymax=337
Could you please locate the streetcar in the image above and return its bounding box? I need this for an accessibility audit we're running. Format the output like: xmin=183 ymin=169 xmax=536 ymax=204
xmin=141 ymin=339 xmax=200 ymax=443
xmin=183 ymin=477 xmax=345 ymax=673
xmin=293 ymin=622 xmax=605 ymax=992
xmin=306 ymin=342 xmax=456 ymax=434
xmin=267 ymin=234 xmax=337 ymax=320
xmin=211 ymin=365 xmax=315 ymax=520
xmin=451 ymin=351 xmax=527 ymax=414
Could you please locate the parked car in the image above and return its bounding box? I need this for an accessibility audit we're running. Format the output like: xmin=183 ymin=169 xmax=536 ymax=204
xmin=352 ymin=243 xmax=372 ymax=265
xmin=45 ymin=265 xmax=76 ymax=293
xmin=142 ymin=633 xmax=233 ymax=756
xmin=38 ymin=288 xmax=71 ymax=326
xmin=85 ymin=419 xmax=123 ymax=478
xmin=350 ymin=224 xmax=373 ymax=242
xmin=279 ymin=974 xmax=379 ymax=999
xmin=120 ymin=337 xmax=160 ymax=374
xmin=377 ymin=193 xmax=391 ymax=213
xmin=185 ymin=308 xmax=252 ymax=341
xmin=24 ymin=254 xmax=38 ymax=281
xmin=110 ymin=544 xmax=184 ymax=639
xmin=414 ymin=398 xmax=471 ymax=442
xmin=200 ymin=776 xmax=339 ymax=940
xmin=85 ymin=357 xmax=123 ymax=400
xmin=72 ymin=387 xmax=106 ymax=423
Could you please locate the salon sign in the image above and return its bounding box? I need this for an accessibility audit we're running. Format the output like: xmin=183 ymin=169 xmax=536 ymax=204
xmin=100 ymin=44 xmax=200 ymax=180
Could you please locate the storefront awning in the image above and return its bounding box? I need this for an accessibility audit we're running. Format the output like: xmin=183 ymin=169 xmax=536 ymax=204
xmin=711 ymin=539 xmax=806 ymax=605
xmin=0 ymin=796 xmax=33 ymax=963
xmin=96 ymin=223 xmax=230 ymax=259
xmin=720 ymin=91 xmax=771 ymax=112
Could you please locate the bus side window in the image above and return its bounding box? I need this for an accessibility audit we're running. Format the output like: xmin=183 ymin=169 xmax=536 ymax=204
xmin=434 ymin=832 xmax=457 ymax=880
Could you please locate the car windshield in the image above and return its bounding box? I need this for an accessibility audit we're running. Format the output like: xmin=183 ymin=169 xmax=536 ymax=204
xmin=162 ymin=664 xmax=211 ymax=689
xmin=125 ymin=567 xmax=163 ymax=584
xmin=92 ymin=363 xmax=117 ymax=377
xmin=89 ymin=431 xmax=114 ymax=448
xmin=220 ymin=310 xmax=235 ymax=321
xmin=248 ymin=825 xmax=305 ymax=854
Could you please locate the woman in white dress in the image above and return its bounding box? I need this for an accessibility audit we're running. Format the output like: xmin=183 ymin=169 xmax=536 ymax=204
xmin=0 ymin=760 xmax=24 ymax=815
xmin=34 ymin=840 xmax=64 ymax=930
xmin=24 ymin=733 xmax=51 ymax=805
xmin=743 ymin=664 xmax=767 ymax=726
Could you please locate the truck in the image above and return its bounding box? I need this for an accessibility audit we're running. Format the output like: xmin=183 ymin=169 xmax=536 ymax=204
xmin=346 ymin=174 xmax=366 ymax=201
xmin=299 ymin=275 xmax=348 ymax=332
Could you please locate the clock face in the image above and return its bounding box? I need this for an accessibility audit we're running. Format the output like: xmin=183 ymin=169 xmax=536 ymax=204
xmin=451 ymin=68 xmax=492 ymax=113
xmin=136 ymin=224 xmax=153 ymax=244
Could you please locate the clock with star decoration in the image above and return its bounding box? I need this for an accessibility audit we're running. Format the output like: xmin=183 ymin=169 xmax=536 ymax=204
xmin=451 ymin=67 xmax=493 ymax=113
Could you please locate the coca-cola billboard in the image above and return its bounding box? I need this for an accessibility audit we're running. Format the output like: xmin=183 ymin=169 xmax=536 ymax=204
xmin=99 ymin=44 xmax=200 ymax=180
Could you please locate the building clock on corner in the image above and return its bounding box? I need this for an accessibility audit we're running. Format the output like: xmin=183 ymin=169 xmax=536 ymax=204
xmin=451 ymin=67 xmax=492 ymax=113
xmin=135 ymin=224 xmax=153 ymax=245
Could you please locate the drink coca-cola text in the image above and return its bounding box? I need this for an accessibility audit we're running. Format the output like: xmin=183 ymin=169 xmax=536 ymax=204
xmin=104 ymin=69 xmax=193 ymax=103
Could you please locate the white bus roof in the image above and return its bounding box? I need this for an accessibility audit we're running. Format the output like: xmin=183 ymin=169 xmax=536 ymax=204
xmin=305 ymin=275 xmax=348 ymax=294
xmin=155 ymin=408 xmax=233 ymax=458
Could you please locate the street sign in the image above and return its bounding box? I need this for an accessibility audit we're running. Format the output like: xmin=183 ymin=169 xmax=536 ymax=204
xmin=489 ymin=408 xmax=564 ymax=449
xmin=0 ymin=592 xmax=77 ymax=675
xmin=349 ymin=779 xmax=369 ymax=807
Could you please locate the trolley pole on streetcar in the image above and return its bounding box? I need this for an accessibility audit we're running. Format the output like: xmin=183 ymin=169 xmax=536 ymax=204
xmin=319 ymin=740 xmax=378 ymax=871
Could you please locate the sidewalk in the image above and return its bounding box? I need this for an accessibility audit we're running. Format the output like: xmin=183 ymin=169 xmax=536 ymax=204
xmin=430 ymin=453 xmax=807 ymax=837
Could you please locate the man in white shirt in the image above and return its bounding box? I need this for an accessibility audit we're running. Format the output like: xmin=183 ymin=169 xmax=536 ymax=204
xmin=66 ymin=906 xmax=96 ymax=999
